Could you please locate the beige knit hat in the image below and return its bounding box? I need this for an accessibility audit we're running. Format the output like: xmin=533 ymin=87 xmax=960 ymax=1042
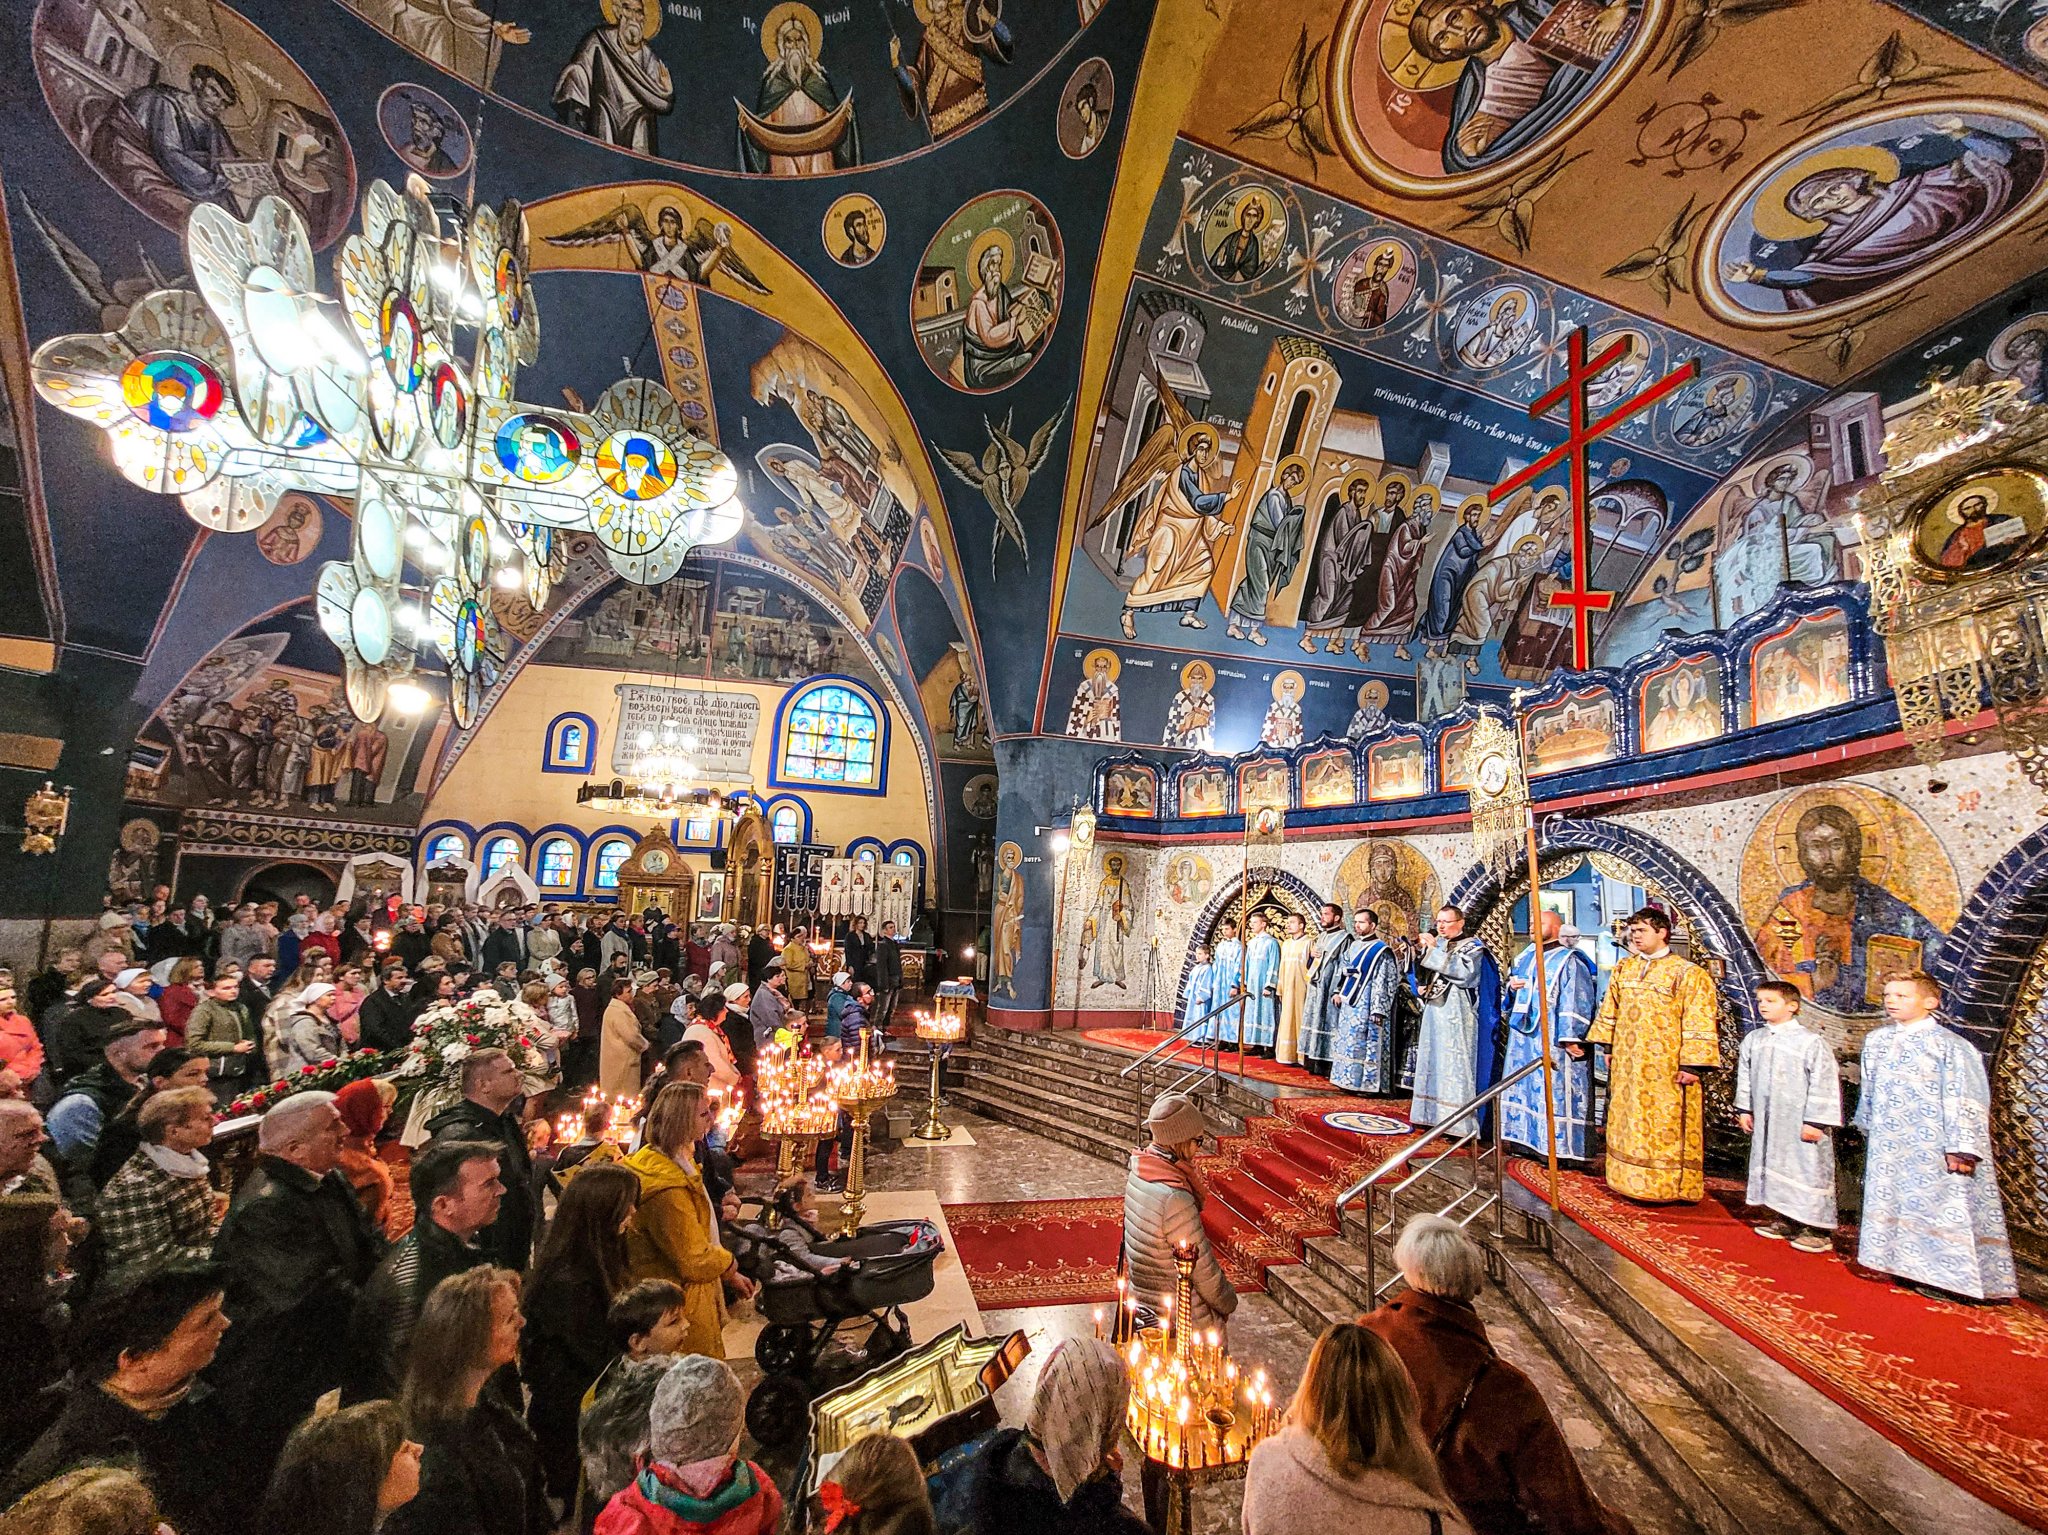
xmin=1145 ymin=1092 xmax=1207 ymax=1145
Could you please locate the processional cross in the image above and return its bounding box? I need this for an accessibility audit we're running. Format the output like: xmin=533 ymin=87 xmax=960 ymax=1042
xmin=1488 ymin=327 xmax=1700 ymax=670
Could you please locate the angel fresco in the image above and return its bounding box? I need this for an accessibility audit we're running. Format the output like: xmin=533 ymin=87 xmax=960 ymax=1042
xmin=1712 ymin=453 xmax=1837 ymax=627
xmin=932 ymin=401 xmax=1073 ymax=579
xmin=543 ymin=204 xmax=771 ymax=293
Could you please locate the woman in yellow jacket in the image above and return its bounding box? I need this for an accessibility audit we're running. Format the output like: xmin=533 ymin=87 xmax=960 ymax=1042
xmin=622 ymin=1081 xmax=756 ymax=1359
xmin=781 ymin=927 xmax=814 ymax=1011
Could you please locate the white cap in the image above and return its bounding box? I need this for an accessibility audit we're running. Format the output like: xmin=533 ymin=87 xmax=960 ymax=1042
xmin=300 ymin=982 xmax=337 ymax=1006
xmin=723 ymin=982 xmax=751 ymax=1004
xmin=833 ymin=970 xmax=851 ymax=988
xmin=115 ymin=968 xmax=149 ymax=989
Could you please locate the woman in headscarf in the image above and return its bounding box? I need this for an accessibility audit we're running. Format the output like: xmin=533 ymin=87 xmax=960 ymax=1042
xmin=334 ymin=1076 xmax=400 ymax=1235
xmin=959 ymin=1337 xmax=1150 ymax=1535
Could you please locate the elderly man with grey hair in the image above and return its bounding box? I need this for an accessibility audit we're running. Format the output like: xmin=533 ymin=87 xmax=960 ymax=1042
xmin=209 ymin=1090 xmax=382 ymax=1478
xmin=590 ymin=1354 xmax=784 ymax=1531
xmin=1363 ymin=1215 xmax=1634 ymax=1535
xmin=1122 ymin=1092 xmax=1237 ymax=1331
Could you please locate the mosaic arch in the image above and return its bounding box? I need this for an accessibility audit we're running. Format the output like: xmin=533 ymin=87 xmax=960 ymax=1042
xmin=1177 ymin=862 xmax=1327 ymax=997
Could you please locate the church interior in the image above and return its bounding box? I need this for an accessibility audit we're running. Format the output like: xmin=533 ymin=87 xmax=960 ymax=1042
xmin=5 ymin=0 xmax=2048 ymax=1530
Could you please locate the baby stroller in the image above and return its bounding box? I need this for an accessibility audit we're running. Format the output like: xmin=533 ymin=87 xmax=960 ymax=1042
xmin=727 ymin=1186 xmax=945 ymax=1447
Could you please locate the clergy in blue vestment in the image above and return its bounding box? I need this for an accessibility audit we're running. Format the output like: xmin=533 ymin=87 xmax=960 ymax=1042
xmin=1331 ymin=909 xmax=1401 ymax=1093
xmin=1300 ymin=902 xmax=1355 ymax=1070
xmin=1241 ymin=912 xmax=1281 ymax=1049
xmin=1498 ymin=909 xmax=1599 ymax=1162
xmin=1181 ymin=944 xmax=1217 ymax=1038
xmin=1855 ymin=972 xmax=2017 ymax=1302
xmin=1204 ymin=920 xmax=1245 ymax=1046
xmin=1411 ymin=904 xmax=1503 ymax=1134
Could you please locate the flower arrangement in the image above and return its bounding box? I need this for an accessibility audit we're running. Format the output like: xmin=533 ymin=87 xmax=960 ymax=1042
xmin=401 ymin=993 xmax=556 ymax=1088
xmin=216 ymin=1048 xmax=388 ymax=1122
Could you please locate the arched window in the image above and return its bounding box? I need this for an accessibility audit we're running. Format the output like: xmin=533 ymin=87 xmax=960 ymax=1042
xmin=481 ymin=836 xmax=520 ymax=876
xmin=543 ymin=713 xmax=597 ymax=773
xmin=592 ymin=839 xmax=632 ymax=890
xmin=424 ymin=832 xmax=466 ymax=866
xmin=891 ymin=848 xmax=915 ymax=866
xmin=1279 ymin=388 xmax=1314 ymax=459
xmin=771 ymin=805 xmax=801 ymax=843
xmin=856 ymin=846 xmax=878 ymax=863
xmin=536 ymin=838 xmax=576 ymax=888
xmin=775 ymin=679 xmax=884 ymax=792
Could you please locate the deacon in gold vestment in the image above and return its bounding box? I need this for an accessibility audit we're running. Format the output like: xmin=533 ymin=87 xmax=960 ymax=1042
xmin=1586 ymin=907 xmax=1723 ymax=1203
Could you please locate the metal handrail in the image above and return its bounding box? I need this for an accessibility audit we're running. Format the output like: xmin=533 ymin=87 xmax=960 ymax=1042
xmin=1118 ymin=994 xmax=1247 ymax=1077
xmin=1333 ymin=1056 xmax=1548 ymax=1307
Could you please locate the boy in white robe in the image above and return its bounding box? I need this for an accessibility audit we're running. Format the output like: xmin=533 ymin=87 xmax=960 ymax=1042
xmin=1855 ymin=971 xmax=2017 ymax=1303
xmin=1735 ymin=980 xmax=1841 ymax=1252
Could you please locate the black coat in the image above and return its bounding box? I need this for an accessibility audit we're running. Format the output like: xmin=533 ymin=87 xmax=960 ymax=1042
xmin=423 ymin=1098 xmax=536 ymax=1271
xmin=208 ymin=1155 xmax=381 ymax=1442
xmin=350 ymin=1217 xmax=490 ymax=1401
xmin=392 ymin=926 xmax=432 ymax=968
xmin=482 ymin=927 xmax=528 ymax=973
xmin=358 ymin=985 xmax=418 ymax=1054
xmin=385 ymin=1395 xmax=551 ymax=1535
xmin=961 ymin=1429 xmax=1152 ymax=1535
xmin=520 ymin=1259 xmax=619 ymax=1498
xmin=843 ymin=930 xmax=875 ymax=985
xmin=747 ymin=934 xmax=775 ymax=986
xmin=876 ymin=936 xmax=903 ymax=989
xmin=4 ymin=1380 xmax=239 ymax=1535
xmin=43 ymin=1003 xmax=112 ymax=1089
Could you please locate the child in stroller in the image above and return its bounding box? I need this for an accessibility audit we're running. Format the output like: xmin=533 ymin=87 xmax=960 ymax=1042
xmin=726 ymin=1178 xmax=945 ymax=1447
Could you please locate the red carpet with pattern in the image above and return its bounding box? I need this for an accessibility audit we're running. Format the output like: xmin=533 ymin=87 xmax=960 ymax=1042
xmin=1191 ymin=1094 xmax=1420 ymax=1291
xmin=1506 ymin=1159 xmax=2048 ymax=1529
xmin=1079 ymin=1028 xmax=1337 ymax=1090
xmin=941 ymin=1197 xmax=1126 ymax=1308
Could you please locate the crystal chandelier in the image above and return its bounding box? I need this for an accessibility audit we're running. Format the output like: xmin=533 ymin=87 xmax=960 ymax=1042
xmin=30 ymin=176 xmax=742 ymax=726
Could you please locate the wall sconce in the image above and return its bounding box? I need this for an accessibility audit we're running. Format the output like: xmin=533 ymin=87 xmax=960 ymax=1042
xmin=21 ymin=782 xmax=71 ymax=855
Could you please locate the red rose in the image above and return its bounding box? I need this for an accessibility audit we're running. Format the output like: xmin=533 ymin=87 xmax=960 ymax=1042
xmin=301 ymin=1064 xmax=318 ymax=1076
xmin=252 ymin=1093 xmax=270 ymax=1109
xmin=466 ymin=1033 xmax=480 ymax=1044
xmin=519 ymin=1037 xmax=532 ymax=1048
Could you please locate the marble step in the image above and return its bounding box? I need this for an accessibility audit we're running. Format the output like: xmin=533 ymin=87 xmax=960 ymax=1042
xmin=949 ymin=1048 xmax=1148 ymax=1113
xmin=972 ymin=1026 xmax=1274 ymax=1123
xmin=1262 ymin=1257 xmax=1703 ymax=1535
xmin=944 ymin=1079 xmax=1133 ymax=1167
xmin=949 ymin=1066 xmax=1146 ymax=1142
xmin=1493 ymin=1236 xmax=1831 ymax=1535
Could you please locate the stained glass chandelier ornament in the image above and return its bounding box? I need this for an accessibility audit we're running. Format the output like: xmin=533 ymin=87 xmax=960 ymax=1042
xmin=31 ymin=175 xmax=743 ymax=725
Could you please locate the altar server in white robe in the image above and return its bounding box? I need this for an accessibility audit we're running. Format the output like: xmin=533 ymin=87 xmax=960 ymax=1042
xmin=1331 ymin=909 xmax=1400 ymax=1093
xmin=1181 ymin=943 xmax=1217 ymax=1038
xmin=1855 ymin=971 xmax=2017 ymax=1302
xmin=1734 ymin=980 xmax=1841 ymax=1251
xmin=1299 ymin=902 xmax=1354 ymax=1071
xmin=1241 ymin=912 xmax=1281 ymax=1051
xmin=1204 ymin=920 xmax=1244 ymax=1046
xmin=1412 ymin=904 xmax=1502 ymax=1134
xmin=1499 ymin=909 xmax=1598 ymax=1163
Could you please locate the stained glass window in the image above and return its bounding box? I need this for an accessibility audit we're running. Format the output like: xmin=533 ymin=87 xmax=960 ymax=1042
xmin=891 ymin=848 xmax=916 ymax=865
xmin=425 ymin=833 xmax=466 ymax=865
xmin=771 ymin=805 xmax=801 ymax=843
xmin=481 ymin=836 xmax=519 ymax=875
xmin=537 ymin=838 xmax=576 ymax=887
xmin=560 ymin=722 xmax=582 ymax=755
xmin=779 ymin=682 xmax=880 ymax=788
xmin=593 ymin=839 xmax=631 ymax=889
xmin=682 ymin=811 xmax=716 ymax=844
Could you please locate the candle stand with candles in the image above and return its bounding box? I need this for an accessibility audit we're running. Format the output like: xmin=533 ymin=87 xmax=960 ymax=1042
xmin=1107 ymin=1242 xmax=1280 ymax=1535
xmin=910 ymin=981 xmax=974 ymax=1141
xmin=755 ymin=1044 xmax=843 ymax=1201
xmin=826 ymin=1027 xmax=897 ymax=1237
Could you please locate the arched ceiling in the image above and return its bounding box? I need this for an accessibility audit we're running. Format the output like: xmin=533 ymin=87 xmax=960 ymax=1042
xmin=3 ymin=0 xmax=2048 ymax=781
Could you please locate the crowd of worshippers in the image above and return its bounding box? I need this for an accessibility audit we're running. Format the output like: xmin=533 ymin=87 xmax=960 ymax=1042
xmin=1181 ymin=902 xmax=2016 ymax=1304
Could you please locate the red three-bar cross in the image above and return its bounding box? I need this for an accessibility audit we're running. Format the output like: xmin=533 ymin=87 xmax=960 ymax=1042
xmin=1487 ymin=327 xmax=1700 ymax=671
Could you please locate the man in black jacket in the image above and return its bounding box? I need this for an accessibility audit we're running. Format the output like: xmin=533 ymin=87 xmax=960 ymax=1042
xmin=874 ymin=919 xmax=904 ymax=1036
xmin=239 ymin=955 xmax=279 ymax=1035
xmin=480 ymin=910 xmax=528 ymax=974
xmin=421 ymin=1047 xmax=534 ymax=1269
xmin=349 ymin=1137 xmax=503 ymax=1398
xmin=356 ymin=960 xmax=417 ymax=1055
xmin=5 ymin=1260 xmax=239 ymax=1534
xmin=208 ymin=1091 xmax=380 ymax=1471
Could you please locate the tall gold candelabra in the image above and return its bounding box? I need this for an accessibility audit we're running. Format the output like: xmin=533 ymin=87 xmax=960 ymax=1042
xmin=828 ymin=1028 xmax=897 ymax=1238
xmin=911 ymin=982 xmax=975 ymax=1142
xmin=1108 ymin=1243 xmax=1280 ymax=1535
xmin=755 ymin=1045 xmax=841 ymax=1200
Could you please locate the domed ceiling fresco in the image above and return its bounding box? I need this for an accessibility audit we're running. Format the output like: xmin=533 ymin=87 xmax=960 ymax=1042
xmin=3 ymin=0 xmax=2048 ymax=999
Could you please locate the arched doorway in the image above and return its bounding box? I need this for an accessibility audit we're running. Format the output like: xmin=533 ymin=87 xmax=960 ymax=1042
xmin=728 ymin=809 xmax=773 ymax=929
xmin=1180 ymin=866 xmax=1326 ymax=998
xmin=238 ymin=861 xmax=336 ymax=911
